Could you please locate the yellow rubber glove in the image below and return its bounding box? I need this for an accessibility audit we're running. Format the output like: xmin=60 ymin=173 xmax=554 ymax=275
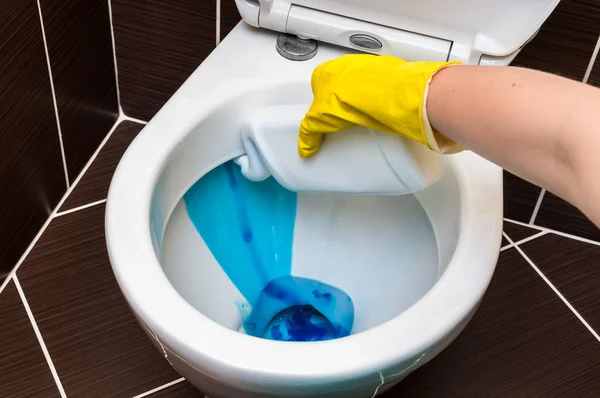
xmin=298 ymin=54 xmax=464 ymax=158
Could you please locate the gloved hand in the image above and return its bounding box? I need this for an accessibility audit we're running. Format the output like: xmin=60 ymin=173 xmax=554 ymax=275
xmin=298 ymin=54 xmax=464 ymax=158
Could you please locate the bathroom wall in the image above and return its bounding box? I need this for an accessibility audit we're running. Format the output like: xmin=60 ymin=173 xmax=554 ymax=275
xmin=110 ymin=0 xmax=240 ymax=121
xmin=0 ymin=0 xmax=118 ymax=280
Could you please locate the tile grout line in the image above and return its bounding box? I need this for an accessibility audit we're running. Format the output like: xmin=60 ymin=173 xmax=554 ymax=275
xmin=500 ymin=230 xmax=547 ymax=251
xmin=504 ymin=217 xmax=600 ymax=247
xmin=370 ymin=372 xmax=386 ymax=398
xmin=216 ymin=0 xmax=221 ymax=46
xmin=13 ymin=276 xmax=68 ymax=398
xmin=107 ymin=0 xmax=123 ymax=114
xmin=16 ymin=116 xmax=148 ymax=224
xmin=122 ymin=114 xmax=149 ymax=125
xmin=0 ymin=116 xmax=126 ymax=296
xmin=130 ymin=378 xmax=186 ymax=398
xmin=513 ymin=244 xmax=600 ymax=343
xmin=513 ymin=231 xmax=547 ymax=247
xmin=528 ymin=188 xmax=545 ymax=225
xmin=55 ymin=199 xmax=108 ymax=217
xmin=35 ymin=0 xmax=70 ymax=188
xmin=500 ymin=232 xmax=515 ymax=251
xmin=582 ymin=34 xmax=600 ymax=84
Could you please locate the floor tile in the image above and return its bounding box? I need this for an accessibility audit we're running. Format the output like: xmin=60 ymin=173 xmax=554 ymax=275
xmin=501 ymin=235 xmax=509 ymax=246
xmin=521 ymin=233 xmax=600 ymax=334
xmin=112 ymin=0 xmax=216 ymax=121
xmin=17 ymin=204 xmax=179 ymax=398
xmin=503 ymin=171 xmax=541 ymax=223
xmin=385 ymin=248 xmax=600 ymax=397
xmin=534 ymin=192 xmax=600 ymax=242
xmin=147 ymin=381 xmax=205 ymax=397
xmin=60 ymin=121 xmax=144 ymax=211
xmin=0 ymin=0 xmax=67 ymax=281
xmin=220 ymin=0 xmax=241 ymax=41
xmin=503 ymin=221 xmax=542 ymax=243
xmin=0 ymin=281 xmax=61 ymax=398
xmin=39 ymin=0 xmax=119 ymax=183
xmin=512 ymin=0 xmax=600 ymax=82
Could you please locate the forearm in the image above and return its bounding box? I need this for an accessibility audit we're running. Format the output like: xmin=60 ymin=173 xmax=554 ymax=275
xmin=427 ymin=65 xmax=600 ymax=225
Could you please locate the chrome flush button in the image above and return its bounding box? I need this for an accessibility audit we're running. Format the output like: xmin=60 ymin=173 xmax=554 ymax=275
xmin=349 ymin=34 xmax=383 ymax=50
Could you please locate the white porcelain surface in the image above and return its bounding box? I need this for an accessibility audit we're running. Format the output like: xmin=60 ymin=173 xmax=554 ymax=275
xmin=162 ymin=189 xmax=440 ymax=336
xmin=236 ymin=0 xmax=560 ymax=63
xmin=106 ymin=24 xmax=503 ymax=397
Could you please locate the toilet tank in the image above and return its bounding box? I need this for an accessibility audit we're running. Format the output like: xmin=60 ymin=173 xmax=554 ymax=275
xmin=235 ymin=0 xmax=561 ymax=64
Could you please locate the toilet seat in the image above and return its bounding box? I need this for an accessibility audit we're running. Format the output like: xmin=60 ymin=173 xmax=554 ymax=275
xmin=106 ymin=24 xmax=503 ymax=394
xmin=237 ymin=0 xmax=560 ymax=64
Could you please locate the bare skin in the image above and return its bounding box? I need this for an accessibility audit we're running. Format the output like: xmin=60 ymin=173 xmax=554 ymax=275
xmin=427 ymin=65 xmax=600 ymax=227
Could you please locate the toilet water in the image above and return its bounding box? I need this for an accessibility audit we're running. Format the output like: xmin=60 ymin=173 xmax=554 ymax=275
xmin=183 ymin=161 xmax=355 ymax=341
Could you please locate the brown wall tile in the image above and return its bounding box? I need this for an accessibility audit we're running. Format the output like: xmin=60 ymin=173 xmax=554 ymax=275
xmin=503 ymin=171 xmax=541 ymax=223
xmin=112 ymin=0 xmax=217 ymax=121
xmin=521 ymin=234 xmax=600 ymax=333
xmin=0 ymin=0 xmax=67 ymax=281
xmin=40 ymin=0 xmax=119 ymax=184
xmin=60 ymin=121 xmax=144 ymax=211
xmin=503 ymin=221 xmax=541 ymax=243
xmin=221 ymin=0 xmax=241 ymax=41
xmin=534 ymin=192 xmax=600 ymax=242
xmin=0 ymin=281 xmax=62 ymax=397
xmin=512 ymin=0 xmax=600 ymax=81
xmin=17 ymin=204 xmax=179 ymax=397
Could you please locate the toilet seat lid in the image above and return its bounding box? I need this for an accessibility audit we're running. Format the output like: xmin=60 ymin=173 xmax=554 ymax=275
xmin=236 ymin=0 xmax=560 ymax=62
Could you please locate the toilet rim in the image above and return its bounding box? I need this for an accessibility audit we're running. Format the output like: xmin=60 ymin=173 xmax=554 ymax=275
xmin=106 ymin=81 xmax=502 ymax=384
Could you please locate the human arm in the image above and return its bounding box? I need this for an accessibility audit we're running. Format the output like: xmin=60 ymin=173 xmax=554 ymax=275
xmin=426 ymin=65 xmax=600 ymax=226
xmin=298 ymin=56 xmax=600 ymax=227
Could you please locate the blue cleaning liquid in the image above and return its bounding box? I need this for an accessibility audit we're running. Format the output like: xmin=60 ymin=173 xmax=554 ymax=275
xmin=245 ymin=275 xmax=354 ymax=341
xmin=183 ymin=161 xmax=354 ymax=341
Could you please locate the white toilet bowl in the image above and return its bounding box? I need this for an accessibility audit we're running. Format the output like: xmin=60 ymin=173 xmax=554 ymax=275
xmin=106 ymin=23 xmax=504 ymax=397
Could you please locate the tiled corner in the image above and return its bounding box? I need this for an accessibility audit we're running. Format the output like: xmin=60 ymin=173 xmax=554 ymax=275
xmin=221 ymin=0 xmax=242 ymax=41
xmin=39 ymin=0 xmax=119 ymax=183
xmin=535 ymin=192 xmax=600 ymax=242
xmin=521 ymin=234 xmax=600 ymax=333
xmin=16 ymin=204 xmax=180 ymax=397
xmin=0 ymin=281 xmax=62 ymax=398
xmin=60 ymin=121 xmax=145 ymax=211
xmin=386 ymin=248 xmax=600 ymax=397
xmin=503 ymin=171 xmax=542 ymax=223
xmin=0 ymin=0 xmax=67 ymax=279
xmin=512 ymin=0 xmax=600 ymax=81
xmin=503 ymin=221 xmax=542 ymax=243
xmin=112 ymin=0 xmax=217 ymax=121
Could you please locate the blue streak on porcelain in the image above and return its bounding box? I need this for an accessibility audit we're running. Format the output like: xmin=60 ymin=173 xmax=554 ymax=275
xmin=184 ymin=161 xmax=354 ymax=341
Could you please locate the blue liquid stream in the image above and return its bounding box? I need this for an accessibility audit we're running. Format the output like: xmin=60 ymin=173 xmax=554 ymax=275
xmin=183 ymin=161 xmax=354 ymax=341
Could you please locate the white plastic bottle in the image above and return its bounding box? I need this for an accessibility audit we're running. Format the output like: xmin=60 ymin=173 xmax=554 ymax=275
xmin=235 ymin=104 xmax=444 ymax=195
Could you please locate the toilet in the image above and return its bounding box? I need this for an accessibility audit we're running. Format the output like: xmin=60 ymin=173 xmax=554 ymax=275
xmin=105 ymin=1 xmax=560 ymax=397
